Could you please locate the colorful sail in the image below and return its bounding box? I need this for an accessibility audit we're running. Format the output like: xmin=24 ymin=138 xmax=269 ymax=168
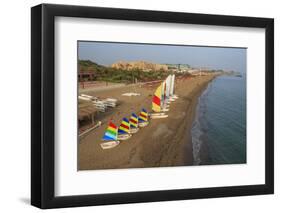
xmin=139 ymin=108 xmax=148 ymax=122
xmin=102 ymin=121 xmax=118 ymax=141
xmin=129 ymin=113 xmax=138 ymax=128
xmin=152 ymin=84 xmax=162 ymax=112
xmin=118 ymin=118 xmax=130 ymax=135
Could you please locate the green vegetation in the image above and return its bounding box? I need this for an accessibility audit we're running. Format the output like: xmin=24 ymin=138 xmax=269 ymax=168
xmin=79 ymin=60 xmax=189 ymax=83
xmin=79 ymin=60 xmax=105 ymax=72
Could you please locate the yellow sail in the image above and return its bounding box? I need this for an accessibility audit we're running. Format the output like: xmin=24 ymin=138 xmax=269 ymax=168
xmin=152 ymin=84 xmax=162 ymax=112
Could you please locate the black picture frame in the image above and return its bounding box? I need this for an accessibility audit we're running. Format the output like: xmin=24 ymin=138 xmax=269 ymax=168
xmin=31 ymin=3 xmax=274 ymax=209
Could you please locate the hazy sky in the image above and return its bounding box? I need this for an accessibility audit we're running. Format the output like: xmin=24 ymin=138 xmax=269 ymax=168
xmin=78 ymin=41 xmax=247 ymax=73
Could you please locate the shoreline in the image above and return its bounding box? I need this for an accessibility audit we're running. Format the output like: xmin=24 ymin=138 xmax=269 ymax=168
xmin=187 ymin=77 xmax=215 ymax=165
xmin=78 ymin=75 xmax=217 ymax=170
xmin=193 ymin=75 xmax=246 ymax=165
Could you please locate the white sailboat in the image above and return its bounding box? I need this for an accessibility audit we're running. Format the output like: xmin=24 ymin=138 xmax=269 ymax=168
xmin=162 ymin=80 xmax=170 ymax=111
xmin=165 ymin=75 xmax=172 ymax=103
xmin=170 ymin=74 xmax=178 ymax=100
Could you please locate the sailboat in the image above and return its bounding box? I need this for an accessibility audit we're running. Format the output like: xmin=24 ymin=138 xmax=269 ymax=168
xmin=100 ymin=121 xmax=120 ymax=149
xmin=162 ymin=79 xmax=172 ymax=111
xmin=166 ymin=74 xmax=175 ymax=102
xmin=170 ymin=74 xmax=178 ymax=100
xmin=117 ymin=118 xmax=132 ymax=140
xmin=150 ymin=83 xmax=168 ymax=119
xmin=164 ymin=75 xmax=171 ymax=104
xmin=161 ymin=80 xmax=169 ymax=109
xmin=138 ymin=108 xmax=149 ymax=127
xmin=129 ymin=113 xmax=139 ymax=134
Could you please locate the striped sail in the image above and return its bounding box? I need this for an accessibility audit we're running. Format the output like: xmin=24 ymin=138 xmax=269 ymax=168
xmin=138 ymin=108 xmax=148 ymax=122
xmin=129 ymin=113 xmax=138 ymax=128
xmin=152 ymin=84 xmax=162 ymax=112
xmin=118 ymin=118 xmax=130 ymax=135
xmin=102 ymin=121 xmax=118 ymax=141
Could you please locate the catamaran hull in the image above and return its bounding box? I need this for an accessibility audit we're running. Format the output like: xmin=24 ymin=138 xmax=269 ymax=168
xmin=150 ymin=113 xmax=168 ymax=119
xmin=129 ymin=128 xmax=139 ymax=134
xmin=161 ymin=108 xmax=169 ymax=112
xmin=138 ymin=122 xmax=149 ymax=127
xmin=117 ymin=134 xmax=132 ymax=140
xmin=149 ymin=112 xmax=165 ymax=116
xmin=100 ymin=141 xmax=120 ymax=149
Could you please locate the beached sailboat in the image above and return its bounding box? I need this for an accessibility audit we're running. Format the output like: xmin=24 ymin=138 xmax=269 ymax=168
xmin=138 ymin=108 xmax=149 ymax=127
xmin=117 ymin=118 xmax=132 ymax=140
xmin=167 ymin=74 xmax=175 ymax=102
xmin=150 ymin=83 xmax=168 ymax=119
xmin=162 ymin=80 xmax=170 ymax=109
xmin=129 ymin=113 xmax=139 ymax=133
xmin=170 ymin=74 xmax=178 ymax=100
xmin=165 ymin=75 xmax=171 ymax=103
xmin=100 ymin=121 xmax=120 ymax=149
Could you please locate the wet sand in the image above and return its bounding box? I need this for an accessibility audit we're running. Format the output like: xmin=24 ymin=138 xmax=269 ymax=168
xmin=78 ymin=75 xmax=216 ymax=170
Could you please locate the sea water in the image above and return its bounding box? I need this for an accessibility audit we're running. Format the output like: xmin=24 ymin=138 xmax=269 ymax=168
xmin=191 ymin=76 xmax=246 ymax=165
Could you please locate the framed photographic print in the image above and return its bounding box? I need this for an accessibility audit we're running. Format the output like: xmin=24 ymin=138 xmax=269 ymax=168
xmin=31 ymin=4 xmax=274 ymax=209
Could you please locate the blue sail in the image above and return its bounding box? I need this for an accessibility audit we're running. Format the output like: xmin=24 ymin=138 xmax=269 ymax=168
xmin=102 ymin=134 xmax=115 ymax=141
xmin=102 ymin=122 xmax=118 ymax=141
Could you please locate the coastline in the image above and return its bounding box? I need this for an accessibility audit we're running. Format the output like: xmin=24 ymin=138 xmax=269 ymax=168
xmin=192 ymin=75 xmax=247 ymax=165
xmin=188 ymin=78 xmax=214 ymax=165
xmin=78 ymin=75 xmax=216 ymax=170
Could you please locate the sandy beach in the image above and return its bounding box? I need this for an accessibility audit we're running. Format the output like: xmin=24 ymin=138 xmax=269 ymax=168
xmin=78 ymin=75 xmax=216 ymax=170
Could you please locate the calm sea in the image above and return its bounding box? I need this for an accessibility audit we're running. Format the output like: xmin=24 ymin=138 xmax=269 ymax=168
xmin=191 ymin=75 xmax=246 ymax=165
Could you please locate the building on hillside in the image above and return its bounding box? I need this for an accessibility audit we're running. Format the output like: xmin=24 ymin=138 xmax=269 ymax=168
xmin=78 ymin=71 xmax=95 ymax=82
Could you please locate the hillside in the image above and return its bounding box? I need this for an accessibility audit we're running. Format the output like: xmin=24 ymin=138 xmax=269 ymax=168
xmin=79 ymin=60 xmax=105 ymax=72
xmin=78 ymin=60 xmax=189 ymax=83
